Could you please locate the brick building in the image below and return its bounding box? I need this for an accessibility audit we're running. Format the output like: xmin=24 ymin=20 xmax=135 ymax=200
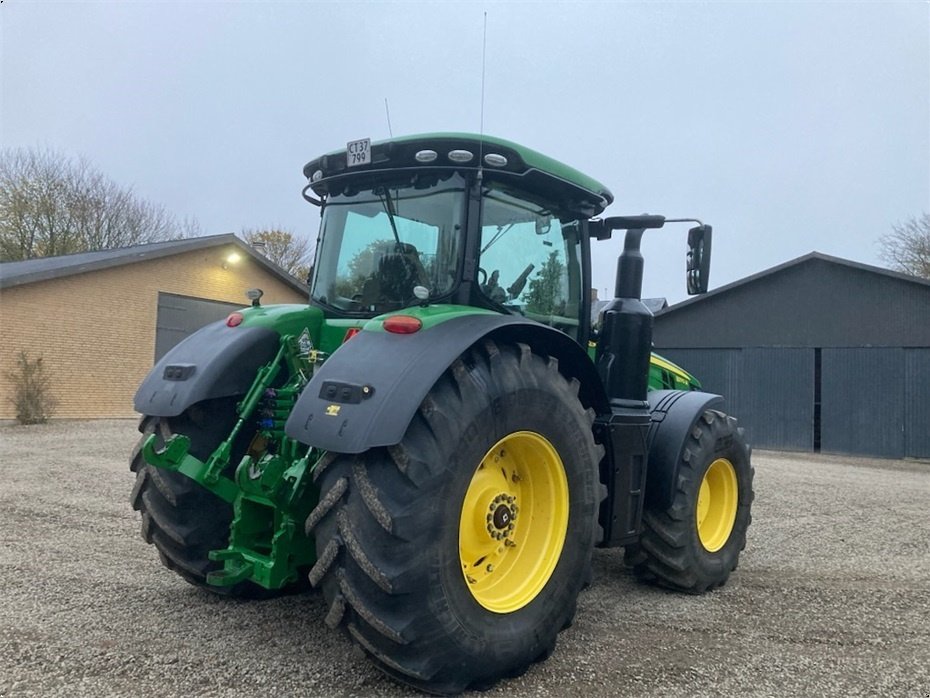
xmin=0 ymin=235 xmax=308 ymax=419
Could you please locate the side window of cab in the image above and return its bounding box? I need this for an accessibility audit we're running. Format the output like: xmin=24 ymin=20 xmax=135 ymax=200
xmin=478 ymin=187 xmax=583 ymax=340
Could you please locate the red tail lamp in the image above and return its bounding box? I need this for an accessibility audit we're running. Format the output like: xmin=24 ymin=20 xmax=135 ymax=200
xmin=226 ymin=312 xmax=244 ymax=327
xmin=383 ymin=315 xmax=422 ymax=334
xmin=343 ymin=327 xmax=361 ymax=342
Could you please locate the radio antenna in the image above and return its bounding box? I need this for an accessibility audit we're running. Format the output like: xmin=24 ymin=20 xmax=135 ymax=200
xmin=478 ymin=11 xmax=487 ymax=181
xmin=384 ymin=98 xmax=394 ymax=138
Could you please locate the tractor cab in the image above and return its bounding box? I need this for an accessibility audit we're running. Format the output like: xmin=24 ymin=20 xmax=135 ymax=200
xmin=304 ymin=133 xmax=614 ymax=343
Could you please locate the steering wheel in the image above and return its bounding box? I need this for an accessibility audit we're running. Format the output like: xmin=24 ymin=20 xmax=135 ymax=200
xmin=477 ymin=267 xmax=488 ymax=285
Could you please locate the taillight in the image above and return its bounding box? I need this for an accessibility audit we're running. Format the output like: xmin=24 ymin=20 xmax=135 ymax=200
xmin=383 ymin=315 xmax=422 ymax=334
xmin=343 ymin=327 xmax=361 ymax=342
xmin=226 ymin=312 xmax=243 ymax=327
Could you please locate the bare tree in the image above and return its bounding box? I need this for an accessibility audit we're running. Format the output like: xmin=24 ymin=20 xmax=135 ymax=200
xmin=242 ymin=228 xmax=314 ymax=281
xmin=0 ymin=146 xmax=199 ymax=261
xmin=879 ymin=213 xmax=930 ymax=280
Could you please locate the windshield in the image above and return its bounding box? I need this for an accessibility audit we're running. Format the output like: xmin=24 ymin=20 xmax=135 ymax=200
xmin=311 ymin=173 xmax=466 ymax=314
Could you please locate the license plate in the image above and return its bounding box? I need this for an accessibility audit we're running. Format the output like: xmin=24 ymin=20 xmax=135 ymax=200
xmin=346 ymin=138 xmax=371 ymax=167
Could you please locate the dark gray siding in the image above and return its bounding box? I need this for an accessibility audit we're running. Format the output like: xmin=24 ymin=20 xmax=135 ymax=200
xmin=659 ymin=349 xmax=742 ymax=409
xmin=740 ymin=348 xmax=814 ymax=451
xmin=653 ymin=255 xmax=930 ymax=459
xmin=660 ymin=348 xmax=814 ymax=451
xmin=904 ymin=349 xmax=930 ymax=458
xmin=821 ymin=348 xmax=905 ymax=458
xmin=155 ymin=292 xmax=243 ymax=361
xmin=654 ymin=258 xmax=930 ymax=349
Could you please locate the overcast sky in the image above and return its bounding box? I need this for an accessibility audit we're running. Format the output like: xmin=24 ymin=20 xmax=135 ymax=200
xmin=2 ymin=1 xmax=928 ymax=302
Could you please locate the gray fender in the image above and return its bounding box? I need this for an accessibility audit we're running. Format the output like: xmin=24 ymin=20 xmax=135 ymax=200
xmin=133 ymin=320 xmax=279 ymax=417
xmin=645 ymin=389 xmax=726 ymax=510
xmin=284 ymin=314 xmax=608 ymax=454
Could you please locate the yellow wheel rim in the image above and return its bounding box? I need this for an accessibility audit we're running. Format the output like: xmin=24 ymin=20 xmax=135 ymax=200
xmin=696 ymin=458 xmax=739 ymax=552
xmin=458 ymin=431 xmax=569 ymax=613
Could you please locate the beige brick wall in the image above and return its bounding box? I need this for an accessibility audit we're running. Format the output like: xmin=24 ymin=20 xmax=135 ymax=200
xmin=0 ymin=244 xmax=306 ymax=419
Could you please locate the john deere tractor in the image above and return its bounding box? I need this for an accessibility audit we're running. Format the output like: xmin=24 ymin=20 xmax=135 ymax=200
xmin=131 ymin=133 xmax=753 ymax=694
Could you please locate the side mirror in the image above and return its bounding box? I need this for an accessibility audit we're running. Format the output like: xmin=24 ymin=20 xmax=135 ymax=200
xmin=686 ymin=224 xmax=712 ymax=295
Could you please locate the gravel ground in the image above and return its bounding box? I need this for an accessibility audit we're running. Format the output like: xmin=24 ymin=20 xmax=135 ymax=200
xmin=1 ymin=419 xmax=928 ymax=698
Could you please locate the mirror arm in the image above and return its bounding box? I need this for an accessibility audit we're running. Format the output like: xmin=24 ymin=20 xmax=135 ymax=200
xmin=302 ymin=183 xmax=323 ymax=207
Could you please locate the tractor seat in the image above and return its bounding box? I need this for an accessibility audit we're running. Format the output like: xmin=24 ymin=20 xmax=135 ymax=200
xmin=360 ymin=242 xmax=428 ymax=308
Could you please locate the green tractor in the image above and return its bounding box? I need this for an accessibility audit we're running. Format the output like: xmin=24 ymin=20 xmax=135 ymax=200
xmin=131 ymin=133 xmax=753 ymax=694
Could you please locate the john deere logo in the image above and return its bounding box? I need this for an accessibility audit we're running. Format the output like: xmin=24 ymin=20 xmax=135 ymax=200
xmin=297 ymin=328 xmax=313 ymax=355
xmin=325 ymin=404 xmax=341 ymax=416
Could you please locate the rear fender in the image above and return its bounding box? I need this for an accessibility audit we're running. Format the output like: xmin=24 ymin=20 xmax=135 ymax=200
xmin=133 ymin=320 xmax=279 ymax=417
xmin=284 ymin=315 xmax=607 ymax=453
xmin=645 ymin=389 xmax=726 ymax=509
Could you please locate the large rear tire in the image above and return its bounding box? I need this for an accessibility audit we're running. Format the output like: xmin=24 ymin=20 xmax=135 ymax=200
xmin=129 ymin=399 xmax=280 ymax=598
xmin=307 ymin=340 xmax=603 ymax=694
xmin=625 ymin=409 xmax=753 ymax=593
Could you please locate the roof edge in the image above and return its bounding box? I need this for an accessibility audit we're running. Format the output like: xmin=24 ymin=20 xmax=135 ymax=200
xmin=657 ymin=251 xmax=930 ymax=317
xmin=0 ymin=234 xmax=309 ymax=296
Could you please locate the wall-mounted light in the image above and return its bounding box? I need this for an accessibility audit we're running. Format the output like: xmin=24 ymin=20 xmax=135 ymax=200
xmin=223 ymin=251 xmax=242 ymax=269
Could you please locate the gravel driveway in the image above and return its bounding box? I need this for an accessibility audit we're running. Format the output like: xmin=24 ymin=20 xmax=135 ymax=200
xmin=1 ymin=420 xmax=928 ymax=697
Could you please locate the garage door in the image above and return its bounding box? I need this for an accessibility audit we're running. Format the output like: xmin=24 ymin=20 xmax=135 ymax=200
xmin=155 ymin=292 xmax=244 ymax=361
xmin=821 ymin=348 xmax=905 ymax=458
xmin=659 ymin=348 xmax=814 ymax=451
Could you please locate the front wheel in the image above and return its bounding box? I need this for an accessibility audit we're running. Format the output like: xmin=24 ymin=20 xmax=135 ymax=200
xmin=306 ymin=340 xmax=603 ymax=694
xmin=129 ymin=399 xmax=292 ymax=598
xmin=625 ymin=409 xmax=753 ymax=593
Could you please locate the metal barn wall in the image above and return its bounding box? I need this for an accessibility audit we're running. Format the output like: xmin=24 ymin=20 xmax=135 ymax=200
xmin=905 ymin=349 xmax=930 ymax=458
xmin=740 ymin=348 xmax=814 ymax=451
xmin=661 ymin=346 xmax=930 ymax=458
xmin=821 ymin=348 xmax=905 ymax=458
xmin=653 ymin=258 xmax=930 ymax=349
xmin=654 ymin=256 xmax=930 ymax=459
xmin=658 ymin=348 xmax=814 ymax=451
xmin=659 ymin=349 xmax=742 ymax=410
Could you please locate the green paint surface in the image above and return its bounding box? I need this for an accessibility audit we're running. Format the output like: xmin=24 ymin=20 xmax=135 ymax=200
xmin=237 ymin=304 xmax=324 ymax=337
xmin=363 ymin=304 xmax=498 ymax=333
xmin=308 ymin=132 xmax=613 ymax=214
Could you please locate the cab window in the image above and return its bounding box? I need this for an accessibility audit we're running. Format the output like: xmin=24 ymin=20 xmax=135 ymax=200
xmin=478 ymin=187 xmax=583 ymax=340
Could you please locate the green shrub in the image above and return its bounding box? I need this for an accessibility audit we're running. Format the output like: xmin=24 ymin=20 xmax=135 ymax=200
xmin=6 ymin=350 xmax=57 ymax=424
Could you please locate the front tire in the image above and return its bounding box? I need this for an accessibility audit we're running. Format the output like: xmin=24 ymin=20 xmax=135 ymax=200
xmin=625 ymin=409 xmax=753 ymax=593
xmin=129 ymin=399 xmax=275 ymax=597
xmin=307 ymin=340 xmax=602 ymax=694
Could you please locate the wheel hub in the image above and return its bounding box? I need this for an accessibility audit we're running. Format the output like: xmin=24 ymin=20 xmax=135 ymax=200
xmin=492 ymin=503 xmax=513 ymax=529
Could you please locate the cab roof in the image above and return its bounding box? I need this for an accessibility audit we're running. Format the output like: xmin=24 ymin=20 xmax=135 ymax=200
xmin=303 ymin=132 xmax=615 ymax=217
